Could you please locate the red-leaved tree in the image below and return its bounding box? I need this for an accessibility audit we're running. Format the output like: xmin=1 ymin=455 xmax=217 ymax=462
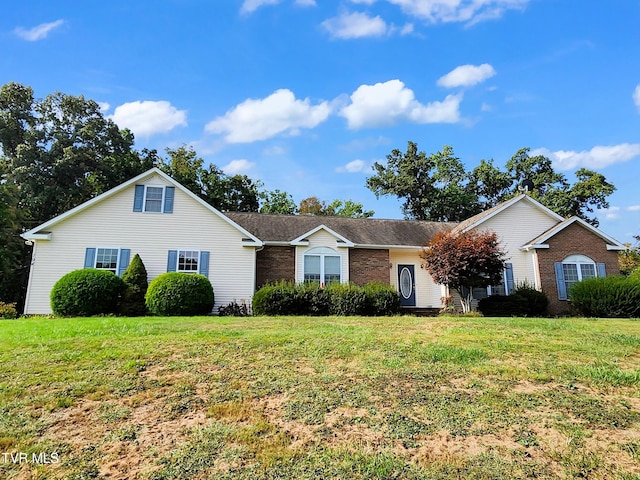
xmin=421 ymin=230 xmax=507 ymax=313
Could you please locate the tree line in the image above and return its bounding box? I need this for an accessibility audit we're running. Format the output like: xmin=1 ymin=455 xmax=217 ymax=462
xmin=0 ymin=81 xmax=628 ymax=309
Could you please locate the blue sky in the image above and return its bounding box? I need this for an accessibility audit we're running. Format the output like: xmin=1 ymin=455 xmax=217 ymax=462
xmin=2 ymin=0 xmax=639 ymax=243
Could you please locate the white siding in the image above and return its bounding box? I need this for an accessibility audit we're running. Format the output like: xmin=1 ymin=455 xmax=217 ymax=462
xmin=24 ymin=173 xmax=256 ymax=314
xmin=389 ymin=249 xmax=444 ymax=308
xmin=476 ymin=200 xmax=559 ymax=290
xmin=295 ymin=230 xmax=350 ymax=284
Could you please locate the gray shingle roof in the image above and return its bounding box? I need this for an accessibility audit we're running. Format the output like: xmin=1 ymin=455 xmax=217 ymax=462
xmin=225 ymin=212 xmax=457 ymax=247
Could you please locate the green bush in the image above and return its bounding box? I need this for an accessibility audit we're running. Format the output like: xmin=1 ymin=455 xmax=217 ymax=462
xmin=251 ymin=281 xmax=300 ymax=316
xmin=512 ymin=282 xmax=549 ymax=316
xmin=363 ymin=282 xmax=401 ymax=316
xmin=120 ymin=253 xmax=148 ymax=316
xmin=478 ymin=294 xmax=527 ymax=316
xmin=0 ymin=301 xmax=18 ymax=319
xmin=145 ymin=273 xmax=214 ymax=316
xmin=328 ymin=283 xmax=367 ymax=316
xmin=296 ymin=282 xmax=331 ymax=316
xmin=629 ymin=266 xmax=640 ymax=282
xmin=569 ymin=276 xmax=640 ymax=318
xmin=51 ymin=269 xmax=125 ymax=316
xmin=252 ymin=281 xmax=401 ymax=316
xmin=478 ymin=283 xmax=549 ymax=317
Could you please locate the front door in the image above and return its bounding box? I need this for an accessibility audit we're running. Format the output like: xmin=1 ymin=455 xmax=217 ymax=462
xmin=398 ymin=264 xmax=416 ymax=307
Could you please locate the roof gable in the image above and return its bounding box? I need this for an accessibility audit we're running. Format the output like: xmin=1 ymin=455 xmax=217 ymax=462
xmin=21 ymin=168 xmax=262 ymax=245
xmin=452 ymin=194 xmax=564 ymax=234
xmin=291 ymin=224 xmax=355 ymax=247
xmin=522 ymin=216 xmax=626 ymax=251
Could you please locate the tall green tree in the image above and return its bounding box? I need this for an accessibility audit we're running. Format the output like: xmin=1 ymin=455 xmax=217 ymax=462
xmin=367 ymin=142 xmax=616 ymax=225
xmin=0 ymin=82 xmax=154 ymax=307
xmin=298 ymin=196 xmax=374 ymax=218
xmin=159 ymin=145 xmax=261 ymax=212
xmin=366 ymin=142 xmax=480 ymax=221
xmin=259 ymin=189 xmax=298 ymax=214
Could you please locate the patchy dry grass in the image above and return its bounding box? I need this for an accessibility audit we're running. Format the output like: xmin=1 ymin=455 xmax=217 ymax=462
xmin=1 ymin=315 xmax=639 ymax=479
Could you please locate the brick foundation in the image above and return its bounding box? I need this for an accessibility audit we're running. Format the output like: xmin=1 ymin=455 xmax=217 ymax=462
xmin=536 ymin=222 xmax=620 ymax=315
xmin=349 ymin=249 xmax=390 ymax=285
xmin=256 ymin=246 xmax=295 ymax=288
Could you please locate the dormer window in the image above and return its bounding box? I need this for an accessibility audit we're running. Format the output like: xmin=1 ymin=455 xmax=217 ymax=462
xmin=133 ymin=185 xmax=175 ymax=213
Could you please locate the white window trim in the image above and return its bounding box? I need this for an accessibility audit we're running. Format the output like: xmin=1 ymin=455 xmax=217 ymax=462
xmin=94 ymin=247 xmax=121 ymax=273
xmin=303 ymin=247 xmax=342 ymax=286
xmin=562 ymin=254 xmax=597 ymax=282
xmin=176 ymin=249 xmax=201 ymax=273
xmin=143 ymin=185 xmax=166 ymax=213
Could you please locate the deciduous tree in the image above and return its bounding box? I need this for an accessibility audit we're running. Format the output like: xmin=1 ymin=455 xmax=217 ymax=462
xmin=367 ymin=142 xmax=616 ymax=225
xmin=420 ymin=230 xmax=507 ymax=313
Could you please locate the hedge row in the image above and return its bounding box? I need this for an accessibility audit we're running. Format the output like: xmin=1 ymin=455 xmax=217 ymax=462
xmin=477 ymin=283 xmax=549 ymax=317
xmin=569 ymin=276 xmax=640 ymax=318
xmin=252 ymin=281 xmax=401 ymax=316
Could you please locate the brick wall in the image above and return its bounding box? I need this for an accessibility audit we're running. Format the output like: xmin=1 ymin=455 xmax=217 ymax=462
xmin=256 ymin=246 xmax=295 ymax=288
xmin=537 ymin=222 xmax=620 ymax=315
xmin=349 ymin=248 xmax=390 ymax=285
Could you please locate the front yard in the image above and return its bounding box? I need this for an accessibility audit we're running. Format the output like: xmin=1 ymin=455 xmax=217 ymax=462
xmin=1 ymin=315 xmax=639 ymax=479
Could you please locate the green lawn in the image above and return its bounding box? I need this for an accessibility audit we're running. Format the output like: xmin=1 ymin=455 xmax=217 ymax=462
xmin=1 ymin=315 xmax=639 ymax=479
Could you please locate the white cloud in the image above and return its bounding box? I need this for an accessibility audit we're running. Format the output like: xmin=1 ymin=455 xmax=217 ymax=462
xmin=628 ymin=205 xmax=640 ymax=212
xmin=340 ymin=79 xmax=461 ymax=129
xmin=383 ymin=0 xmax=529 ymax=25
xmin=598 ymin=206 xmax=621 ymax=221
xmin=437 ymin=63 xmax=496 ymax=88
xmin=399 ymin=23 xmax=414 ymax=35
xmin=205 ymin=89 xmax=331 ymax=143
xmin=240 ymin=0 xmax=280 ymax=14
xmin=109 ymin=101 xmax=187 ymax=137
xmin=634 ymin=85 xmax=640 ymax=112
xmin=240 ymin=0 xmax=314 ymax=13
xmin=97 ymin=102 xmax=111 ymax=113
xmin=322 ymin=12 xmax=388 ymax=39
xmin=335 ymin=159 xmax=371 ymax=173
xmin=222 ymin=159 xmax=255 ymax=174
xmin=481 ymin=102 xmax=492 ymax=112
xmin=532 ymin=143 xmax=640 ymax=171
xmin=14 ymin=19 xmax=64 ymax=41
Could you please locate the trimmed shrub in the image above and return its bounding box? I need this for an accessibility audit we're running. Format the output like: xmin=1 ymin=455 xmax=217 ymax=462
xmin=569 ymin=276 xmax=640 ymax=318
xmin=328 ymin=283 xmax=367 ymax=316
xmin=120 ymin=253 xmax=148 ymax=316
xmin=145 ymin=273 xmax=214 ymax=316
xmin=629 ymin=266 xmax=640 ymax=282
xmin=478 ymin=283 xmax=549 ymax=317
xmin=512 ymin=282 xmax=549 ymax=316
xmin=51 ymin=269 xmax=125 ymax=316
xmin=0 ymin=301 xmax=18 ymax=319
xmin=252 ymin=281 xmax=401 ymax=316
xmin=296 ymin=282 xmax=331 ymax=316
xmin=252 ymin=281 xmax=300 ymax=316
xmin=478 ymin=294 xmax=528 ymax=316
xmin=363 ymin=282 xmax=401 ymax=316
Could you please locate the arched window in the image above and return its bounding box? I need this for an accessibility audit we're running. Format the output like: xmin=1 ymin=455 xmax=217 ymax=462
xmin=555 ymin=254 xmax=598 ymax=300
xmin=303 ymin=247 xmax=341 ymax=286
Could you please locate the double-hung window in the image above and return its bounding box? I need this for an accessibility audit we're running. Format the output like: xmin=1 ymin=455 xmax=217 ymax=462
xmin=178 ymin=250 xmax=199 ymax=273
xmin=84 ymin=247 xmax=131 ymax=277
xmin=95 ymin=248 xmax=120 ymax=273
xmin=303 ymin=247 xmax=341 ymax=286
xmin=167 ymin=250 xmax=210 ymax=277
xmin=555 ymin=255 xmax=604 ymax=300
xmin=133 ymin=185 xmax=175 ymax=213
xmin=144 ymin=187 xmax=164 ymax=212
